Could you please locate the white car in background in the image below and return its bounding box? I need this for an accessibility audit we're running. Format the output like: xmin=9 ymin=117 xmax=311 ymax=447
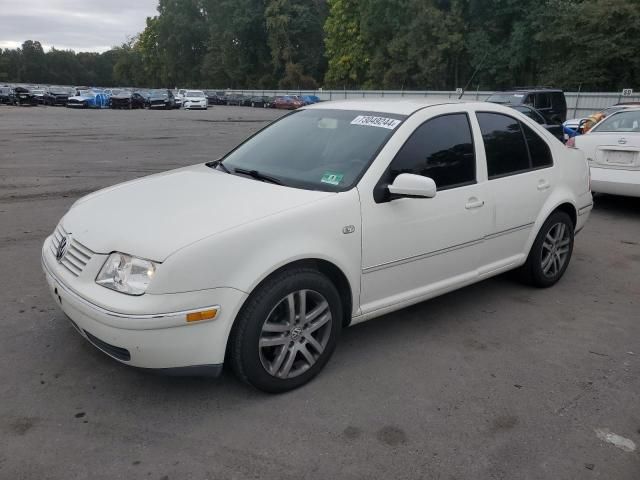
xmin=173 ymin=89 xmax=186 ymax=108
xmin=42 ymin=100 xmax=592 ymax=392
xmin=183 ymin=90 xmax=208 ymax=110
xmin=570 ymin=108 xmax=640 ymax=197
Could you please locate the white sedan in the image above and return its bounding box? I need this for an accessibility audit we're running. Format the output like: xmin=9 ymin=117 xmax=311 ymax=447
xmin=182 ymin=90 xmax=208 ymax=110
xmin=42 ymin=100 xmax=592 ymax=392
xmin=570 ymin=108 xmax=640 ymax=197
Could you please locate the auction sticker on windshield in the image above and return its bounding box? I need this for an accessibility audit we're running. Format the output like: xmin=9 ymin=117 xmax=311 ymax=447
xmin=351 ymin=115 xmax=401 ymax=130
xmin=321 ymin=172 xmax=344 ymax=186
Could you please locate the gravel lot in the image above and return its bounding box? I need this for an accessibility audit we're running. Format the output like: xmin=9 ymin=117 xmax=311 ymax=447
xmin=1 ymin=105 xmax=639 ymax=480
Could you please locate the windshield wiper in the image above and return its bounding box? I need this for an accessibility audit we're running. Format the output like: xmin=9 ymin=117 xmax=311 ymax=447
xmin=233 ymin=168 xmax=283 ymax=185
xmin=207 ymin=159 xmax=230 ymax=173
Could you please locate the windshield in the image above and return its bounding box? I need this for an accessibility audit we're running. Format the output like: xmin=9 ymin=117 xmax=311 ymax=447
xmin=78 ymin=90 xmax=93 ymax=96
xmin=592 ymin=110 xmax=640 ymax=133
xmin=216 ymin=109 xmax=406 ymax=192
xmin=487 ymin=93 xmax=526 ymax=104
xmin=186 ymin=91 xmax=205 ymax=97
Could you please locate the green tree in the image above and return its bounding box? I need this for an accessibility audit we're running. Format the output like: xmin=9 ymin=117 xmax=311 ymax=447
xmin=324 ymin=0 xmax=368 ymax=88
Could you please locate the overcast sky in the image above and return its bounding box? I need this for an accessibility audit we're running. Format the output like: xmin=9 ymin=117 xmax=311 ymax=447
xmin=0 ymin=0 xmax=159 ymax=52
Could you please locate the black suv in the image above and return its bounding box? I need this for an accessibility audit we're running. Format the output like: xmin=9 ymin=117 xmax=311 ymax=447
xmin=487 ymin=88 xmax=567 ymax=123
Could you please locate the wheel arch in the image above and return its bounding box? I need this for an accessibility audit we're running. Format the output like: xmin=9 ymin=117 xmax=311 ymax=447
xmin=554 ymin=202 xmax=577 ymax=228
xmin=242 ymin=258 xmax=354 ymax=329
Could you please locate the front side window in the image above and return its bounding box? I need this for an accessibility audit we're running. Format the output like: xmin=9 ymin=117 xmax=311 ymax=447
xmin=217 ymin=109 xmax=406 ymax=192
xmin=385 ymin=113 xmax=476 ymax=191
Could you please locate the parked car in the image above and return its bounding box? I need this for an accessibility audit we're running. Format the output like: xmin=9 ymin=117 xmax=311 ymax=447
xmin=31 ymin=88 xmax=46 ymax=104
xmin=43 ymin=87 xmax=74 ymax=106
xmin=14 ymin=87 xmax=38 ymax=106
xmin=300 ymin=95 xmax=321 ymax=105
xmin=273 ymin=95 xmax=303 ymax=110
xmin=110 ymin=91 xmax=146 ymax=109
xmin=226 ymin=94 xmax=245 ymax=106
xmin=66 ymin=89 xmax=109 ymax=109
xmin=248 ymin=96 xmax=269 ymax=108
xmin=487 ymin=88 xmax=567 ymax=123
xmin=509 ymin=105 xmax=564 ymax=142
xmin=183 ymin=90 xmax=208 ymax=110
xmin=174 ymin=89 xmax=187 ymax=109
xmin=42 ymin=100 xmax=592 ymax=393
xmin=0 ymin=86 xmax=16 ymax=105
xmin=564 ymin=102 xmax=640 ymax=139
xmin=147 ymin=89 xmax=176 ymax=110
xmin=569 ymin=108 xmax=640 ymax=197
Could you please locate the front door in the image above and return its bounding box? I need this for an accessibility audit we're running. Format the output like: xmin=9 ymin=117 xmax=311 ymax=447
xmin=358 ymin=111 xmax=492 ymax=314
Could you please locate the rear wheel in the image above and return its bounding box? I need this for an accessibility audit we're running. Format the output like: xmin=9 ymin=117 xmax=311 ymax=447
xmin=518 ymin=211 xmax=574 ymax=287
xmin=229 ymin=268 xmax=342 ymax=393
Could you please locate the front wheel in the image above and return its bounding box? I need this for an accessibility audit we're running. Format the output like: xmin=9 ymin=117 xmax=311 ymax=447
xmin=229 ymin=268 xmax=342 ymax=393
xmin=518 ymin=211 xmax=574 ymax=288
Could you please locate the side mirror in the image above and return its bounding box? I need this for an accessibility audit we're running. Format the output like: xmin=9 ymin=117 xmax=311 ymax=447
xmin=388 ymin=173 xmax=437 ymax=199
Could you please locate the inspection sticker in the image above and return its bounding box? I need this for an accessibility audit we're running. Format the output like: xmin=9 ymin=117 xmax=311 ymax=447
xmin=321 ymin=172 xmax=344 ymax=186
xmin=351 ymin=115 xmax=401 ymax=130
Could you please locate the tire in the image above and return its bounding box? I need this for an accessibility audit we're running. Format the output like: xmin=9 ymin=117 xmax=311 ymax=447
xmin=518 ymin=211 xmax=574 ymax=288
xmin=229 ymin=268 xmax=343 ymax=393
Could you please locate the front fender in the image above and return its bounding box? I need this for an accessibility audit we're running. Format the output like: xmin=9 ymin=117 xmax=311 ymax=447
xmin=147 ymin=190 xmax=363 ymax=316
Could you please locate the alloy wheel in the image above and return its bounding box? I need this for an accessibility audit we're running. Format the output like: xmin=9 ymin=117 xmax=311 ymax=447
xmin=541 ymin=222 xmax=571 ymax=278
xmin=258 ymin=289 xmax=332 ymax=379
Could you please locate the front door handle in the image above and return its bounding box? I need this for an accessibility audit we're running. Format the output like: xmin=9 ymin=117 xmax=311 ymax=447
xmin=537 ymin=180 xmax=551 ymax=191
xmin=465 ymin=198 xmax=485 ymax=210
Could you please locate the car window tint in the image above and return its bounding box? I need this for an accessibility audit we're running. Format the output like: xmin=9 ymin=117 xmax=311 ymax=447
xmin=388 ymin=113 xmax=475 ymax=190
xmin=535 ymin=93 xmax=551 ymax=109
xmin=516 ymin=107 xmax=544 ymax=124
xmin=477 ymin=113 xmax=530 ymax=178
xmin=522 ymin=123 xmax=553 ymax=168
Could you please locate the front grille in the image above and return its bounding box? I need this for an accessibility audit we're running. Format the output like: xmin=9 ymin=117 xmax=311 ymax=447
xmin=50 ymin=225 xmax=94 ymax=277
xmin=83 ymin=330 xmax=131 ymax=361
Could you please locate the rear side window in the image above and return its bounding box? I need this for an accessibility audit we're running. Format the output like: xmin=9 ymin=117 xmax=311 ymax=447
xmin=522 ymin=123 xmax=553 ymax=168
xmin=477 ymin=113 xmax=530 ymax=178
xmin=535 ymin=93 xmax=551 ymax=109
xmin=387 ymin=113 xmax=476 ymax=190
xmin=477 ymin=112 xmax=553 ymax=178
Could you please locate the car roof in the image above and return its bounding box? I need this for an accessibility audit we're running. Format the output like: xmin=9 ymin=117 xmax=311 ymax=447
xmin=303 ymin=98 xmax=492 ymax=116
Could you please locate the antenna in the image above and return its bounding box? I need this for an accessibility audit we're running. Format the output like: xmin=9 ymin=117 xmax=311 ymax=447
xmin=458 ymin=51 xmax=489 ymax=100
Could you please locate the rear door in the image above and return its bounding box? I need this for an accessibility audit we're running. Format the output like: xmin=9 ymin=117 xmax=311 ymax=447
xmin=472 ymin=111 xmax=555 ymax=273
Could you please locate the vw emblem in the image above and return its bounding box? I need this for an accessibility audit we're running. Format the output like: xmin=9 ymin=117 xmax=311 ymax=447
xmin=290 ymin=326 xmax=303 ymax=341
xmin=56 ymin=236 xmax=69 ymax=262
xmin=618 ymin=138 xmax=627 ymax=145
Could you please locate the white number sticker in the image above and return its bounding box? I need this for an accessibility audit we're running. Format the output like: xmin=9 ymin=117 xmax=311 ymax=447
xmin=351 ymin=115 xmax=401 ymax=130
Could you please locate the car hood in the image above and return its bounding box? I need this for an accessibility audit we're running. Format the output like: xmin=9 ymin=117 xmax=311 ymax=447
xmin=62 ymin=164 xmax=334 ymax=261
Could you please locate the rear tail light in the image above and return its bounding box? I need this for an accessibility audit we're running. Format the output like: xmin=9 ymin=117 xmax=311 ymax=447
xmin=566 ymin=137 xmax=576 ymax=148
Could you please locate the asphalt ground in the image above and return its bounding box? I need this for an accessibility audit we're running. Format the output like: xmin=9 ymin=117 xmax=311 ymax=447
xmin=1 ymin=105 xmax=639 ymax=480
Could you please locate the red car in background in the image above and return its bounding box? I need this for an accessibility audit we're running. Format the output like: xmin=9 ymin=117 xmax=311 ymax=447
xmin=273 ymin=95 xmax=303 ymax=110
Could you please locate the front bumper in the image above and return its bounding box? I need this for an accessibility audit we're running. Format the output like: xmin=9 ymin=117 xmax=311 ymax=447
xmin=591 ymin=166 xmax=640 ymax=198
xmin=184 ymin=102 xmax=207 ymax=109
xmin=42 ymin=239 xmax=247 ymax=373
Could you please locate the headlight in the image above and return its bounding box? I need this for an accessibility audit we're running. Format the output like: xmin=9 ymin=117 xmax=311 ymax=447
xmin=96 ymin=252 xmax=156 ymax=295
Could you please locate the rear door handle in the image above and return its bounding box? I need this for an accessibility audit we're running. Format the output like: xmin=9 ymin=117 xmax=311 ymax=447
xmin=537 ymin=180 xmax=551 ymax=191
xmin=465 ymin=199 xmax=485 ymax=210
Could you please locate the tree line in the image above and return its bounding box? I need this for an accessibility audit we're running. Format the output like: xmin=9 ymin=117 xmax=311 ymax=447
xmin=1 ymin=0 xmax=638 ymax=91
